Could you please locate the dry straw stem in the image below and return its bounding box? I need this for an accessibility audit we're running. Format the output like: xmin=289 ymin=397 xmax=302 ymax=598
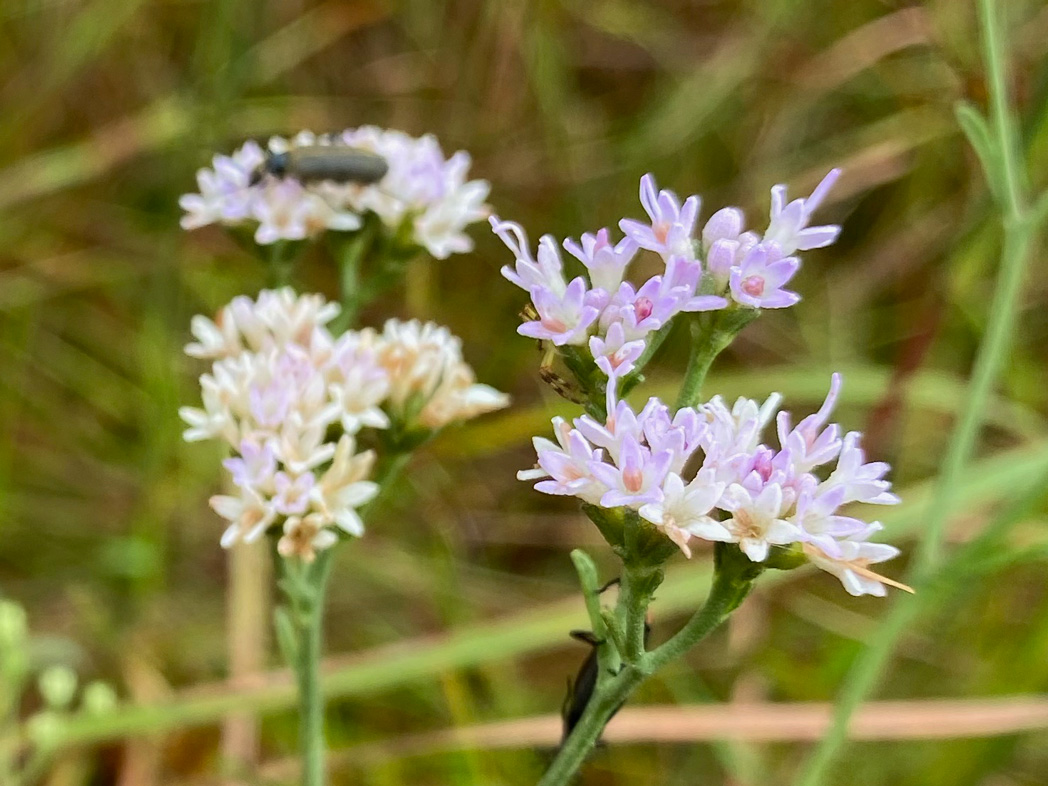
xmin=246 ymin=696 xmax=1048 ymax=781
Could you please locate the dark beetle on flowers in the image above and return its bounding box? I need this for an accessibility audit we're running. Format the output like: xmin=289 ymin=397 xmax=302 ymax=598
xmin=249 ymin=145 xmax=389 ymax=186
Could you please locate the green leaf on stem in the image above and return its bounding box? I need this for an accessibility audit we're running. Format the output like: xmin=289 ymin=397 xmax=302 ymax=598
xmin=570 ymin=549 xmax=607 ymax=640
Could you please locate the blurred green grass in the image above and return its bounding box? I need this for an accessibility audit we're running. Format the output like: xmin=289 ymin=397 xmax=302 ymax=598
xmin=1 ymin=0 xmax=1047 ymax=784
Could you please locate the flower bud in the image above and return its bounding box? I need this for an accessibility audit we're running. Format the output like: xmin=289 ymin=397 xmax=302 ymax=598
xmin=39 ymin=665 xmax=78 ymax=709
xmin=706 ymin=238 xmax=738 ymax=289
xmin=81 ymin=681 xmax=118 ymax=714
xmin=702 ymin=207 xmax=744 ymax=250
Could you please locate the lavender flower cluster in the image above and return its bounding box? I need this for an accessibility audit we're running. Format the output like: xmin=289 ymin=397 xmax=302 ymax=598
xmin=520 ymin=375 xmax=905 ymax=596
xmin=180 ymin=288 xmax=508 ymax=560
xmin=492 ymin=170 xmax=841 ymax=382
xmin=180 ymin=128 xmax=490 ymax=258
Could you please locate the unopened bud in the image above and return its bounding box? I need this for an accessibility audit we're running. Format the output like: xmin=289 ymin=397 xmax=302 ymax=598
xmin=81 ymin=681 xmax=117 ymax=714
xmin=39 ymin=665 xmax=78 ymax=709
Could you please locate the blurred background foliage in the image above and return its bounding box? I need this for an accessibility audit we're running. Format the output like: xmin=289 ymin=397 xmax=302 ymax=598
xmin=1 ymin=0 xmax=1047 ymax=783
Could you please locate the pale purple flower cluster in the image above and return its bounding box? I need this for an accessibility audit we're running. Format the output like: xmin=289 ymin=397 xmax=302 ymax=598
xmin=519 ymin=374 xmax=907 ymax=597
xmin=180 ymin=128 xmax=490 ymax=259
xmin=492 ymin=171 xmax=841 ymax=380
xmin=180 ymin=289 xmax=509 ymax=559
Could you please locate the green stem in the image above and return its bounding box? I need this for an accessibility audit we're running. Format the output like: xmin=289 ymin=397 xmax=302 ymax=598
xmin=646 ymin=545 xmax=760 ymax=673
xmin=538 ymin=545 xmax=757 ymax=786
xmin=331 ymin=226 xmax=376 ymax=333
xmin=267 ymin=241 xmax=295 ymax=288
xmin=675 ymin=309 xmax=759 ymax=410
xmin=796 ymin=1 xmax=1039 ymax=783
xmin=537 ymin=665 xmax=645 ymax=786
xmin=675 ymin=325 xmax=732 ymax=409
xmin=617 ymin=565 xmax=655 ymax=665
xmin=284 ymin=551 xmax=335 ymax=786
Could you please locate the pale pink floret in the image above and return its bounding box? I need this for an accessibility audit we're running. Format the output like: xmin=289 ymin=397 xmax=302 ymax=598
xmin=272 ymin=471 xmax=316 ymax=516
xmin=589 ymin=322 xmax=646 ymax=380
xmin=764 ymin=168 xmax=842 ymax=256
xmin=575 ymin=397 xmax=662 ymax=463
xmin=717 ymin=483 xmax=803 ymax=562
xmin=223 ymin=438 xmax=278 ymax=492
xmin=639 ymin=470 xmax=725 ymax=558
xmin=564 ymin=228 xmax=638 ymax=293
xmin=589 ymin=434 xmax=672 ymax=509
xmin=519 ymin=277 xmax=602 ymax=346
xmin=657 ymin=256 xmax=729 ymax=314
xmin=619 ymin=174 xmax=701 ymax=258
xmin=641 ymin=403 xmax=706 ymax=474
xmin=492 ymin=217 xmax=568 ymax=296
xmin=790 ymin=484 xmax=868 ymax=551
xmin=728 ymin=244 xmax=801 ymax=309
xmin=774 ymin=372 xmax=844 ymax=474
xmin=804 ymin=525 xmax=909 ymax=597
xmin=702 ymin=207 xmax=761 ymax=289
xmin=519 ymin=418 xmax=607 ymax=505
xmin=210 ymin=488 xmax=277 ymax=548
xmin=819 ymin=431 xmax=900 ymax=506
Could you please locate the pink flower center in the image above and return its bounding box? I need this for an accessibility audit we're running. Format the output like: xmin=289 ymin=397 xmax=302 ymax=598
xmin=541 ymin=316 xmax=567 ymax=332
xmin=634 ymin=297 xmax=654 ymax=321
xmin=741 ymin=275 xmax=765 ymax=297
xmin=563 ymin=466 xmax=584 ymax=482
xmin=623 ymin=467 xmax=644 ymax=493
xmin=653 ymin=222 xmax=669 ymax=244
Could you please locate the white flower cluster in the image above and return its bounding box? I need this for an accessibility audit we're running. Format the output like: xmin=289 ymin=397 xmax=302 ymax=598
xmin=181 ymin=288 xmax=509 ymax=559
xmin=521 ymin=376 xmax=907 ymax=597
xmin=180 ymin=128 xmax=490 ymax=259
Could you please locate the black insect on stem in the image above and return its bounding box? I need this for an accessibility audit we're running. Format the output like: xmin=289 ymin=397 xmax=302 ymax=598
xmin=561 ymin=629 xmax=602 ymax=742
xmin=249 ymin=145 xmax=390 ymax=187
xmin=561 ymin=578 xmax=652 ymax=743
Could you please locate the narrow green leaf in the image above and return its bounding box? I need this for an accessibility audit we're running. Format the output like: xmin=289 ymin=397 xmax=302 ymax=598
xmin=569 ymin=550 xmax=606 ymax=639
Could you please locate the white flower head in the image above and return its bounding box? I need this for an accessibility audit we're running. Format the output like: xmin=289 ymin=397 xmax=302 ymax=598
xmin=373 ymin=318 xmax=509 ymax=429
xmin=181 ymin=128 xmax=488 ymax=257
xmin=183 ymin=290 xmax=388 ymax=558
xmin=639 ymin=470 xmax=725 ymax=558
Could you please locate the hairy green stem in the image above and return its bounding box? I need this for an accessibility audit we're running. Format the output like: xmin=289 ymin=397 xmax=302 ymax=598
xmin=796 ymin=1 xmax=1039 ymax=783
xmin=676 ymin=323 xmax=730 ymax=409
xmin=676 ymin=309 xmax=759 ymax=409
xmin=281 ymin=551 xmax=335 ymax=786
xmin=536 ymin=664 xmax=645 ymax=786
xmin=539 ymin=545 xmax=756 ymax=786
xmin=646 ymin=547 xmax=760 ymax=673
xmin=293 ymin=553 xmax=333 ymax=786
xmin=266 ymin=241 xmax=295 ymax=288
xmin=617 ymin=567 xmax=653 ymax=665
